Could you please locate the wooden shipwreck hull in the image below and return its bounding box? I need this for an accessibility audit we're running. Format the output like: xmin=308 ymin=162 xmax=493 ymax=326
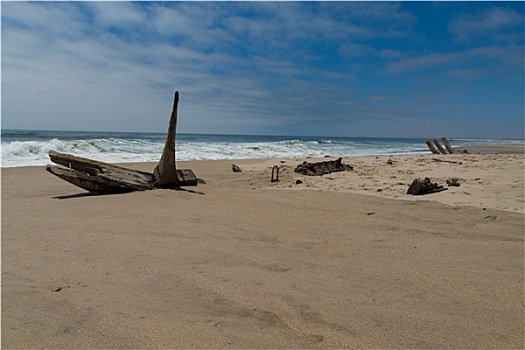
xmin=46 ymin=91 xmax=198 ymax=194
xmin=47 ymin=151 xmax=155 ymax=193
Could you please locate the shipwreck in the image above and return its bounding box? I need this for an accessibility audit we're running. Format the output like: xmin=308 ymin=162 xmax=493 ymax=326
xmin=46 ymin=91 xmax=198 ymax=194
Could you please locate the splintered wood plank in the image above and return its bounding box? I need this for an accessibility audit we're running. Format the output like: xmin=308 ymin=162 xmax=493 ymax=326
xmin=46 ymin=166 xmax=153 ymax=193
xmin=48 ymin=150 xmax=154 ymax=187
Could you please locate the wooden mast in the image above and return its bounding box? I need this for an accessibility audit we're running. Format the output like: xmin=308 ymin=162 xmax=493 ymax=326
xmin=154 ymin=91 xmax=179 ymax=187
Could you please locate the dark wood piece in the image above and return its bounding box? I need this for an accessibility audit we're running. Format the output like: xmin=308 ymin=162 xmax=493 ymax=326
xmin=446 ymin=178 xmax=460 ymax=187
xmin=294 ymin=157 xmax=353 ymax=176
xmin=231 ymin=164 xmax=242 ymax=172
xmin=426 ymin=141 xmax=440 ymax=154
xmin=433 ymin=139 xmax=447 ymax=154
xmin=407 ymin=177 xmax=448 ymax=195
xmin=441 ymin=137 xmax=455 ymax=154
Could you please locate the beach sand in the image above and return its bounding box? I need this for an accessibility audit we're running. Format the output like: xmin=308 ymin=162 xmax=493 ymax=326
xmin=2 ymin=148 xmax=524 ymax=348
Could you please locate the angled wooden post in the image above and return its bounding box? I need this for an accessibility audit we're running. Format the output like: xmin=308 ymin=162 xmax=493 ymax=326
xmin=433 ymin=139 xmax=447 ymax=154
xmin=441 ymin=137 xmax=455 ymax=154
xmin=154 ymin=91 xmax=180 ymax=187
xmin=426 ymin=141 xmax=440 ymax=154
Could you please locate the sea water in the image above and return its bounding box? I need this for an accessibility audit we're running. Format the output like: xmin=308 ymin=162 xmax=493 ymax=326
xmin=1 ymin=129 xmax=522 ymax=167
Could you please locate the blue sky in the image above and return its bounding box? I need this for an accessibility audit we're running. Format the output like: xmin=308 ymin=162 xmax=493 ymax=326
xmin=2 ymin=1 xmax=524 ymax=138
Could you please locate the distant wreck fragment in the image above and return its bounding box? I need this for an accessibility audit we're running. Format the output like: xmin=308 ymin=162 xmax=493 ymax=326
xmin=294 ymin=157 xmax=353 ymax=176
xmin=46 ymin=91 xmax=198 ymax=194
xmin=425 ymin=137 xmax=468 ymax=155
xmin=407 ymin=177 xmax=447 ymax=195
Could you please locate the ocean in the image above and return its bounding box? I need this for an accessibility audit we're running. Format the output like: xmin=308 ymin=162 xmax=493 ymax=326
xmin=1 ymin=129 xmax=522 ymax=168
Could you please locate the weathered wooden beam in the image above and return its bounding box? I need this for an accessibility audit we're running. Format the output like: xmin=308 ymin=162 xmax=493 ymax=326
xmin=154 ymin=91 xmax=179 ymax=187
xmin=441 ymin=137 xmax=455 ymax=154
xmin=46 ymin=165 xmax=153 ymax=193
xmin=426 ymin=141 xmax=440 ymax=154
xmin=49 ymin=150 xmax=154 ymax=184
xmin=46 ymin=151 xmax=155 ymax=193
xmin=433 ymin=139 xmax=448 ymax=154
xmin=432 ymin=158 xmax=461 ymax=164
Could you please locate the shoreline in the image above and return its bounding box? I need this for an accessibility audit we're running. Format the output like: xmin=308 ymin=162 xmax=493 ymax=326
xmin=5 ymin=147 xmax=524 ymax=213
xmin=1 ymin=140 xmax=523 ymax=169
xmin=454 ymin=143 xmax=524 ymax=154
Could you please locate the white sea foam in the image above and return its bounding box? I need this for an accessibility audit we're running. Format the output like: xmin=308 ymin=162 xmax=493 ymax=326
xmin=0 ymin=137 xmax=426 ymax=167
xmin=2 ymin=132 xmax=521 ymax=168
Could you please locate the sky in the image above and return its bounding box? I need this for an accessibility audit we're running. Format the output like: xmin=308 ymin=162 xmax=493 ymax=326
xmin=1 ymin=1 xmax=524 ymax=139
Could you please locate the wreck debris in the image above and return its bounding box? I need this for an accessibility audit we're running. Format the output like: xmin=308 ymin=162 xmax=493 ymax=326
xmin=432 ymin=158 xmax=462 ymax=164
xmin=154 ymin=91 xmax=180 ymax=187
xmin=426 ymin=137 xmax=455 ymax=155
xmin=271 ymin=166 xmax=279 ymax=183
xmin=446 ymin=177 xmax=460 ymax=187
xmin=441 ymin=137 xmax=455 ymax=154
xmin=294 ymin=157 xmax=353 ymax=176
xmin=433 ymin=139 xmax=447 ymax=155
xmin=407 ymin=177 xmax=448 ymax=195
xmin=231 ymin=164 xmax=242 ymax=172
xmin=46 ymin=91 xmax=198 ymax=194
xmin=47 ymin=151 xmax=156 ymax=193
xmin=426 ymin=141 xmax=440 ymax=155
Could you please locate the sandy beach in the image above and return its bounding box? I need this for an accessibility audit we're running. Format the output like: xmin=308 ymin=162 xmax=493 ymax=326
xmin=2 ymin=148 xmax=524 ymax=348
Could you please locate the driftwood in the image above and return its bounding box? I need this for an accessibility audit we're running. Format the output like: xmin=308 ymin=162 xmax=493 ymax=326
xmin=426 ymin=137 xmax=455 ymax=155
xmin=47 ymin=151 xmax=155 ymax=193
xmin=46 ymin=91 xmax=198 ymax=194
xmin=231 ymin=164 xmax=242 ymax=172
xmin=432 ymin=158 xmax=462 ymax=164
xmin=294 ymin=157 xmax=353 ymax=176
xmin=446 ymin=177 xmax=460 ymax=187
xmin=433 ymin=139 xmax=447 ymax=154
xmin=154 ymin=91 xmax=179 ymax=187
xmin=407 ymin=177 xmax=448 ymax=195
xmin=426 ymin=141 xmax=440 ymax=155
xmin=441 ymin=137 xmax=454 ymax=154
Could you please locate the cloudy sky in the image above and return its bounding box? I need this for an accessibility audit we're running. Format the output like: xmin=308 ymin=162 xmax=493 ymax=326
xmin=2 ymin=1 xmax=524 ymax=138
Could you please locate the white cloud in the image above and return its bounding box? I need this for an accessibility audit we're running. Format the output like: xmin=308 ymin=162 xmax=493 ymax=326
xmin=90 ymin=2 xmax=146 ymax=27
xmin=386 ymin=45 xmax=523 ymax=76
xmin=449 ymin=6 xmax=523 ymax=42
xmin=1 ymin=2 xmax=523 ymax=138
